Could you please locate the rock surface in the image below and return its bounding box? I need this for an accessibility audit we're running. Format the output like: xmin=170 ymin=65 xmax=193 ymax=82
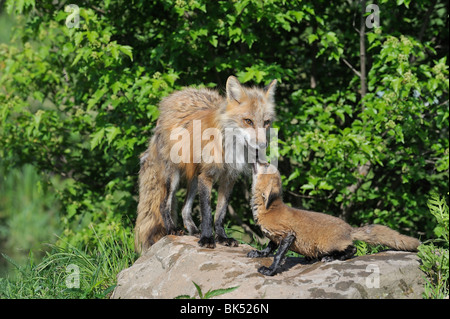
xmin=111 ymin=235 xmax=424 ymax=299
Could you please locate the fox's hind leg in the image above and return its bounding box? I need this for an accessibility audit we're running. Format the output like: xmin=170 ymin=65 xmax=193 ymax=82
xmin=181 ymin=176 xmax=199 ymax=236
xmin=214 ymin=175 xmax=238 ymax=247
xmin=320 ymin=245 xmax=357 ymax=262
xmin=161 ymin=170 xmax=181 ymax=235
xmin=197 ymin=171 xmax=215 ymax=248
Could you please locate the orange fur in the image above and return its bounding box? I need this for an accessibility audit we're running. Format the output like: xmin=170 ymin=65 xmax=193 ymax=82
xmin=135 ymin=76 xmax=277 ymax=252
xmin=251 ymin=163 xmax=420 ymax=259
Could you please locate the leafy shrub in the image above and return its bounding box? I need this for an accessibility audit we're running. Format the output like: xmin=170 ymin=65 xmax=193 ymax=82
xmin=0 ymin=0 xmax=448 ymax=253
xmin=0 ymin=164 xmax=61 ymax=273
xmin=279 ymin=33 xmax=449 ymax=238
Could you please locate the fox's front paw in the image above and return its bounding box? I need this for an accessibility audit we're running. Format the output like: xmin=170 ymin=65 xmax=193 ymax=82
xmin=198 ymin=236 xmax=216 ymax=249
xmin=257 ymin=266 xmax=276 ymax=276
xmin=216 ymin=235 xmax=239 ymax=247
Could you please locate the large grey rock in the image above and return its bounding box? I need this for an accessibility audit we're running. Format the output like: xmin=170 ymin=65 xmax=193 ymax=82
xmin=111 ymin=235 xmax=424 ymax=299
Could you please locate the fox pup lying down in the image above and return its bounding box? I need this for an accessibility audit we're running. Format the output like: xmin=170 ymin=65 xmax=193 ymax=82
xmin=247 ymin=162 xmax=421 ymax=276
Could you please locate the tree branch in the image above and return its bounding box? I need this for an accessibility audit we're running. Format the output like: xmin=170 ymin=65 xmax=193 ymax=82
xmin=359 ymin=0 xmax=367 ymax=102
xmin=342 ymin=58 xmax=361 ymax=77
xmin=339 ymin=0 xmax=371 ymax=222
xmin=418 ymin=0 xmax=437 ymax=43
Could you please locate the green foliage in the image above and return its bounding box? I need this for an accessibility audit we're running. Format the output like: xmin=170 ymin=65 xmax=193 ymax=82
xmin=427 ymin=194 xmax=449 ymax=244
xmin=354 ymin=241 xmax=388 ymax=257
xmin=0 ymin=0 xmax=448 ymax=273
xmin=175 ymin=281 xmax=239 ymax=299
xmin=279 ymin=31 xmax=448 ymax=238
xmin=0 ymin=1 xmax=179 ymax=249
xmin=418 ymin=194 xmax=449 ymax=299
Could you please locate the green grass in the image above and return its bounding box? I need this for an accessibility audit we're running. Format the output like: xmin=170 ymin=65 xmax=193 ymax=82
xmin=0 ymin=229 xmax=137 ymax=298
xmin=0 ymin=164 xmax=62 ymax=276
xmin=175 ymin=281 xmax=239 ymax=299
xmin=0 ymin=162 xmax=137 ymax=298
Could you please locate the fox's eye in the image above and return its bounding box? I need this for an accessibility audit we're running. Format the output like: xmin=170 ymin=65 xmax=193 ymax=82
xmin=264 ymin=120 xmax=271 ymax=127
xmin=244 ymin=118 xmax=253 ymax=126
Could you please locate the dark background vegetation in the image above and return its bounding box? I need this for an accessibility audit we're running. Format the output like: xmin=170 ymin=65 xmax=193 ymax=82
xmin=0 ymin=0 xmax=448 ymax=287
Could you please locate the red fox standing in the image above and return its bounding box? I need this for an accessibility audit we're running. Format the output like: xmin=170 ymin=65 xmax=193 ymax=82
xmin=135 ymin=76 xmax=277 ymax=253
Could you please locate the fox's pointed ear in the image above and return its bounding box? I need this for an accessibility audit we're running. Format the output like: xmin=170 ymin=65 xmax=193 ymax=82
xmin=226 ymin=76 xmax=245 ymax=104
xmin=261 ymin=179 xmax=280 ymax=210
xmin=264 ymin=79 xmax=277 ymax=102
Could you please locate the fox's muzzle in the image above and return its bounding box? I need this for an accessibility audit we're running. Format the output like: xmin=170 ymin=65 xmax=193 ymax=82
xmin=252 ymin=160 xmax=271 ymax=176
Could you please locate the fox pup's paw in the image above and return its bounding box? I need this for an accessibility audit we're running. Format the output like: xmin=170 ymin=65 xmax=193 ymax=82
xmin=168 ymin=229 xmax=185 ymax=236
xmin=190 ymin=231 xmax=201 ymax=238
xmin=257 ymin=266 xmax=276 ymax=276
xmin=216 ymin=236 xmax=239 ymax=247
xmin=247 ymin=250 xmax=266 ymax=258
xmin=198 ymin=236 xmax=216 ymax=249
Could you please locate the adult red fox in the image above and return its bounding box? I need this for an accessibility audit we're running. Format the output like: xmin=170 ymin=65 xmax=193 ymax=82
xmin=135 ymin=76 xmax=277 ymax=253
xmin=248 ymin=162 xmax=421 ymax=276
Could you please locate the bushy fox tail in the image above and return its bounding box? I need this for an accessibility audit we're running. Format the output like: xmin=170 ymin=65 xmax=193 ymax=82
xmin=351 ymin=224 xmax=420 ymax=252
xmin=134 ymin=136 xmax=168 ymax=254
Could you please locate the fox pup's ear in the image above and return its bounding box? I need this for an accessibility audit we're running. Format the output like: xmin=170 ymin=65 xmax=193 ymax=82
xmin=226 ymin=76 xmax=245 ymax=104
xmin=261 ymin=179 xmax=280 ymax=210
xmin=264 ymin=79 xmax=277 ymax=102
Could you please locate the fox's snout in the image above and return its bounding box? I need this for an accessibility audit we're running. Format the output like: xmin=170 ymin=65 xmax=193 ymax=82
xmin=242 ymin=127 xmax=268 ymax=151
xmin=253 ymin=161 xmax=275 ymax=176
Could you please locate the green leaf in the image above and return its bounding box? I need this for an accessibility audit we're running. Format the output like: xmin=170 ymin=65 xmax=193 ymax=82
xmin=209 ymin=35 xmax=218 ymax=48
xmin=308 ymin=33 xmax=318 ymax=44
xmin=301 ymin=183 xmax=315 ymax=190
xmin=90 ymin=128 xmax=105 ymax=150
xmin=286 ymin=170 xmax=300 ymax=182
xmin=192 ymin=281 xmax=203 ymax=299
xmin=174 ymin=295 xmax=195 ymax=299
xmin=204 ymin=286 xmax=239 ymax=299
xmin=119 ymin=45 xmax=133 ymax=61
xmin=240 ymin=68 xmax=255 ymax=83
xmin=318 ymin=181 xmax=333 ymax=190
xmin=71 ymin=51 xmax=84 ymax=66
xmin=110 ymin=45 xmax=119 ymax=60
xmin=105 ymin=126 xmax=121 ymax=144
xmin=86 ymin=31 xmax=99 ymax=44
xmin=234 ymin=0 xmax=249 ymax=15
xmin=87 ymin=87 xmax=108 ymax=110
xmin=391 ymin=78 xmax=402 ymax=94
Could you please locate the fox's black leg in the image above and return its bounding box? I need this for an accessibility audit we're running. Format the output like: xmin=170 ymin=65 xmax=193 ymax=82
xmin=258 ymin=234 xmax=295 ymax=276
xmin=214 ymin=175 xmax=238 ymax=247
xmin=247 ymin=240 xmax=277 ymax=258
xmin=197 ymin=172 xmax=215 ymax=248
xmin=161 ymin=171 xmax=180 ymax=235
xmin=320 ymin=245 xmax=357 ymax=262
xmin=339 ymin=245 xmax=357 ymax=260
xmin=181 ymin=176 xmax=199 ymax=236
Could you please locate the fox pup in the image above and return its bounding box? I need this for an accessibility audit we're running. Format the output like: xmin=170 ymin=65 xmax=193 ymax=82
xmin=247 ymin=162 xmax=421 ymax=276
xmin=135 ymin=76 xmax=277 ymax=253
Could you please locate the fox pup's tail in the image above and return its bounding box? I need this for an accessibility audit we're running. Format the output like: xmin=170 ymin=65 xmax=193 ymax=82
xmin=134 ymin=136 xmax=168 ymax=254
xmin=351 ymin=224 xmax=420 ymax=251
